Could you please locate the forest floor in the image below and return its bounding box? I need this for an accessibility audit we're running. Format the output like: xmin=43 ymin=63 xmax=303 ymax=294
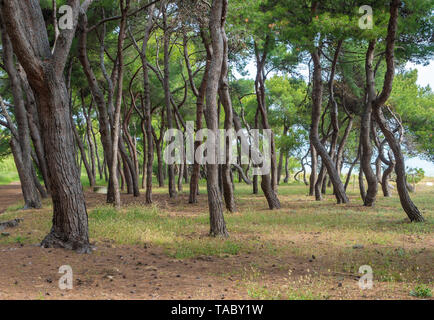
xmin=0 ymin=180 xmax=432 ymax=300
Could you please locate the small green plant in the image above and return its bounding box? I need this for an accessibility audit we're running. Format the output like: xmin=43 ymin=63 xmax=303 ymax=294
xmin=410 ymin=285 xmax=432 ymax=298
xmin=14 ymin=236 xmax=26 ymax=244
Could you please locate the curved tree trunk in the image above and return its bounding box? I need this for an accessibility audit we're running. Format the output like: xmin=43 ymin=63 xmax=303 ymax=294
xmin=310 ymin=49 xmax=348 ymax=204
xmin=374 ymin=108 xmax=424 ymax=222
xmin=382 ymin=151 xmax=394 ymax=197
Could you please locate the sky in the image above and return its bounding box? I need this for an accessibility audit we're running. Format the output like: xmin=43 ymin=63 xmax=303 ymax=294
xmin=234 ymin=61 xmax=434 ymax=176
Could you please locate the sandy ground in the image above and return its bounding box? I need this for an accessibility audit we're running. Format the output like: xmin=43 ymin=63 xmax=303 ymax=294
xmin=0 ymin=184 xmax=431 ymax=300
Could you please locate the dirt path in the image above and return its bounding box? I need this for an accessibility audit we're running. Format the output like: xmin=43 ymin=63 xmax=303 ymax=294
xmin=0 ymin=182 xmax=22 ymax=214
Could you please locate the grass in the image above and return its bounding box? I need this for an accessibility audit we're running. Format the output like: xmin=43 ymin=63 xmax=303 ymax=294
xmin=1 ymin=178 xmax=433 ymax=299
xmin=0 ymin=156 xmax=19 ymax=185
xmin=0 ymin=171 xmax=19 ymax=185
xmin=410 ymin=284 xmax=432 ymax=298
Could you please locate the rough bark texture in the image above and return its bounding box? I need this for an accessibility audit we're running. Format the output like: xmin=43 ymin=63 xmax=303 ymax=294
xmin=0 ymin=24 xmax=42 ymax=209
xmin=0 ymin=0 xmax=92 ymax=252
xmin=206 ymin=0 xmax=228 ymax=237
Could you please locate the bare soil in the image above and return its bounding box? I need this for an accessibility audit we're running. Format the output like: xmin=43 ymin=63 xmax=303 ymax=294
xmin=0 ymin=184 xmax=432 ymax=300
xmin=0 ymin=182 xmax=22 ymax=214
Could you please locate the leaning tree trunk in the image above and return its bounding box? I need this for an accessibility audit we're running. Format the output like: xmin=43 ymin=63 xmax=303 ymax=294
xmin=0 ymin=0 xmax=92 ymax=252
xmin=382 ymin=151 xmax=394 ymax=197
xmin=310 ymin=49 xmax=349 ymax=204
xmin=371 ymin=0 xmax=424 ymax=222
xmin=205 ymin=0 xmax=228 ymax=237
xmin=0 ymin=26 xmax=41 ymax=209
xmin=374 ymin=108 xmax=424 ymax=222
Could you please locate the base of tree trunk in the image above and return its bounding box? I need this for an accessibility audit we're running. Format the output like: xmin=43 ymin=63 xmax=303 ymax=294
xmin=209 ymin=231 xmax=229 ymax=238
xmin=41 ymin=231 xmax=92 ymax=254
xmin=22 ymin=202 xmax=42 ymax=210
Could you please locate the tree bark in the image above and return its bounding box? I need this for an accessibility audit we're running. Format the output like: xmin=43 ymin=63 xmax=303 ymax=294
xmin=309 ymin=49 xmax=349 ymax=204
xmin=361 ymin=40 xmax=379 ymax=207
xmin=162 ymin=5 xmax=177 ymax=199
xmin=309 ymin=144 xmax=317 ymax=196
xmin=0 ymin=0 xmax=92 ymax=252
xmin=372 ymin=0 xmax=424 ymax=222
xmin=78 ymin=11 xmax=115 ymax=204
xmin=206 ymin=0 xmax=228 ymax=237
xmin=218 ymin=18 xmax=236 ymax=213
xmin=254 ymin=41 xmax=281 ymax=209
xmin=0 ymin=25 xmax=42 ymax=209
xmin=186 ymin=30 xmax=210 ymax=204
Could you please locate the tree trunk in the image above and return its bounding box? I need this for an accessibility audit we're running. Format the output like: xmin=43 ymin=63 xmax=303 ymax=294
xmin=277 ymin=125 xmax=288 ymax=185
xmin=78 ymin=12 xmax=115 ymax=204
xmin=382 ymin=152 xmax=394 ymax=197
xmin=284 ymin=155 xmax=290 ymax=183
xmin=218 ymin=20 xmax=236 ymax=213
xmin=0 ymin=0 xmax=92 ymax=252
xmin=254 ymin=41 xmax=281 ymax=209
xmin=162 ymin=6 xmax=177 ymax=199
xmin=374 ymin=108 xmax=424 ymax=221
xmin=309 ymin=144 xmax=317 ymax=196
xmin=206 ymin=0 xmax=228 ymax=237
xmin=71 ymin=115 xmax=96 ymax=188
xmin=309 ymin=49 xmax=348 ymax=204
xmin=0 ymin=26 xmax=41 ymax=209
xmin=361 ymin=40 xmax=379 ymax=207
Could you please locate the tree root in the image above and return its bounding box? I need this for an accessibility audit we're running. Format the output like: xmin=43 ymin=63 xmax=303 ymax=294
xmin=0 ymin=218 xmax=23 ymax=231
xmin=41 ymin=231 xmax=92 ymax=254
